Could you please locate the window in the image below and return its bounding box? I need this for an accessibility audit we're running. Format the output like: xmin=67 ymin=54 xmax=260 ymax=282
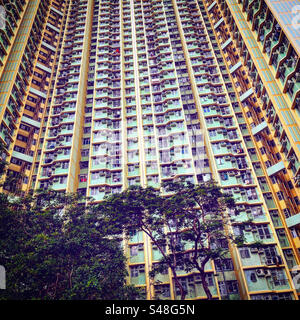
xmin=90 ymin=187 xmax=99 ymax=196
xmin=290 ymin=228 xmax=298 ymax=238
xmin=130 ymin=245 xmax=141 ymax=256
xmin=61 ymin=162 xmax=69 ymax=169
xmin=181 ymin=146 xmax=189 ymax=155
xmin=155 ymin=285 xmax=170 ymax=298
xmin=256 ymin=224 xmax=272 ymax=239
xmin=220 ymin=172 xmax=228 ymax=181
xmin=219 ymin=280 xmax=239 ymax=295
xmin=17 ymin=134 xmax=28 ymax=142
xmin=92 ymin=157 xmax=104 ymax=166
xmin=81 ymin=149 xmax=89 ymax=157
xmin=80 ymin=161 xmax=89 ymax=169
xmin=260 ymin=147 xmax=266 ymax=155
xmin=130 ymin=265 xmax=145 ymax=277
xmin=239 ymin=247 xmax=250 ymax=259
xmin=209 ymin=130 xmax=217 ymax=137
xmin=283 ymin=208 xmax=291 ymax=218
xmin=59 ymin=176 xmax=67 ymax=184
xmin=83 ymin=138 xmax=90 ymax=145
xmin=270 ymin=269 xmax=287 ymax=287
xmin=250 ymin=272 xmax=257 ymax=283
xmin=19 ymin=124 xmax=30 ymax=132
xmin=79 ymin=174 xmax=87 ymax=182
xmin=287 ymin=181 xmax=294 ymax=190
xmin=270 ymin=176 xmax=277 ymax=184
xmin=252 ymin=206 xmax=263 ymax=217
xmin=64 ymin=148 xmax=71 ymax=155
xmin=10 ymin=157 xmax=23 ymax=166
xmin=246 ymin=188 xmax=258 ymax=200
xmin=265 ymin=160 xmax=272 ymax=168
xmin=14 ymin=145 xmax=25 ymax=153
xmin=276 ymin=191 xmax=285 ymax=201
xmin=215 ymin=259 xmax=234 ymax=271
xmin=206 ymin=274 xmax=214 ymax=286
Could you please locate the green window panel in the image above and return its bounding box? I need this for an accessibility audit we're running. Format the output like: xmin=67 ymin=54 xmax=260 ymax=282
xmin=153 ymin=273 xmax=169 ymax=284
xmin=130 ymin=273 xmax=146 ymax=286
xmin=245 ymin=270 xmax=270 ymax=292
xmin=239 ymin=250 xmax=262 ymax=267
xmin=52 ymin=182 xmax=67 ymax=190
xmin=129 ymin=231 xmax=143 ymax=244
xmin=147 ymin=180 xmax=160 ymax=188
xmin=129 ymin=245 xmax=145 ymax=264
xmin=54 ymin=167 xmax=69 ymax=175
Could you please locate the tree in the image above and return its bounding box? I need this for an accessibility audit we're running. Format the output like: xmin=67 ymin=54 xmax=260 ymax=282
xmin=99 ymin=179 xmax=241 ymax=300
xmin=0 ymin=189 xmax=140 ymax=300
xmin=160 ymin=180 xmax=240 ymax=300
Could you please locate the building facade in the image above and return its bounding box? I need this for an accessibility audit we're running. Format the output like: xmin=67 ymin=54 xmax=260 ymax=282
xmin=0 ymin=0 xmax=299 ymax=300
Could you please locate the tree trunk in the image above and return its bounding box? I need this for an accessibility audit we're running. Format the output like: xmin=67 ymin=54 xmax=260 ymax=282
xmin=171 ymin=268 xmax=186 ymax=300
xmin=199 ymin=270 xmax=213 ymax=300
xmin=141 ymin=228 xmax=187 ymax=300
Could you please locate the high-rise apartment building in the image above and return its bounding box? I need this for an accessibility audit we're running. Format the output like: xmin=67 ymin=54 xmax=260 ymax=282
xmin=0 ymin=0 xmax=299 ymax=300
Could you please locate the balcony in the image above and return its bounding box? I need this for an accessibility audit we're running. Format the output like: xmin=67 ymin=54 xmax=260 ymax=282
xmin=251 ymin=121 xmax=268 ymax=136
xmin=285 ymin=213 xmax=300 ymax=229
xmin=266 ymin=161 xmax=285 ymax=177
xmin=11 ymin=151 xmax=33 ymax=164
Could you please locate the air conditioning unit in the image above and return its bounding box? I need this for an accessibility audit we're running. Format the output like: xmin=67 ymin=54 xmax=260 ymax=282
xmin=244 ymin=225 xmax=252 ymax=232
xmin=287 ymin=80 xmax=294 ymax=90
xmin=272 ymin=255 xmax=282 ymax=265
xmin=287 ymin=59 xmax=294 ymax=68
xmin=250 ymin=247 xmax=258 ymax=253
xmin=265 ymin=40 xmax=271 ymax=48
xmin=272 ymin=53 xmax=278 ymax=62
xmin=256 ymin=269 xmax=265 ymax=277
xmin=266 ymin=258 xmax=274 ymax=266
xmin=287 ymin=156 xmax=295 ymax=164
xmin=285 ymin=249 xmax=293 ymax=256
xmin=264 ymin=269 xmax=271 ymax=277
xmin=279 ymin=46 xmax=285 ymax=54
